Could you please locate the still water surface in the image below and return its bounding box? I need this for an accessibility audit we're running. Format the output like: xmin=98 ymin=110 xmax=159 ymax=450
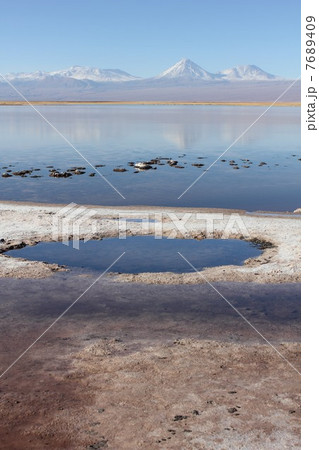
xmin=0 ymin=105 xmax=300 ymax=210
xmin=6 ymin=236 xmax=262 ymax=273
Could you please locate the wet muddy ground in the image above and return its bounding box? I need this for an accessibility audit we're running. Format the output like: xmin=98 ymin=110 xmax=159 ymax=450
xmin=0 ymin=274 xmax=300 ymax=449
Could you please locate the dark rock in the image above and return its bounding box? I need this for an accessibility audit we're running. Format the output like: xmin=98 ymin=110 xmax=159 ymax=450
xmin=191 ymin=163 xmax=204 ymax=167
xmin=2 ymin=173 xmax=12 ymax=178
xmin=174 ymin=165 xmax=185 ymax=169
xmin=12 ymin=170 xmax=32 ymax=176
xmin=49 ymin=171 xmax=72 ymax=178
xmin=192 ymin=410 xmax=200 ymax=415
xmin=173 ymin=415 xmax=188 ymax=421
xmin=89 ymin=173 xmax=96 ymax=177
xmin=86 ymin=440 xmax=108 ymax=449
xmin=113 ymin=168 xmax=127 ymax=172
xmin=227 ymin=407 xmax=238 ymax=413
xmin=95 ymin=164 xmax=105 ymax=168
xmin=249 ymin=237 xmax=275 ymax=250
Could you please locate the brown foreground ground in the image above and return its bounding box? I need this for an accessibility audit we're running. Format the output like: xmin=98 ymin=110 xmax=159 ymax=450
xmin=0 ymin=276 xmax=300 ymax=449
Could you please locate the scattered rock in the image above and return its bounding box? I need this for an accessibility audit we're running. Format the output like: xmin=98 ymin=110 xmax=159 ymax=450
xmin=249 ymin=237 xmax=275 ymax=250
xmin=86 ymin=440 xmax=108 ymax=449
xmin=49 ymin=171 xmax=72 ymax=178
xmin=227 ymin=407 xmax=238 ymax=413
xmin=173 ymin=415 xmax=188 ymax=421
xmin=134 ymin=162 xmax=152 ymax=170
xmin=1 ymin=173 xmax=12 ymax=178
xmin=12 ymin=170 xmax=32 ymax=176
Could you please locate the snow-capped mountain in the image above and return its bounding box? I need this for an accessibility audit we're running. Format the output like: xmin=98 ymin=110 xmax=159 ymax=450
xmin=4 ymin=66 xmax=140 ymax=83
xmin=4 ymin=70 xmax=52 ymax=81
xmin=0 ymin=59 xmax=299 ymax=102
xmin=153 ymin=58 xmax=217 ymax=81
xmin=219 ymin=65 xmax=278 ymax=81
xmin=50 ymin=66 xmax=140 ymax=82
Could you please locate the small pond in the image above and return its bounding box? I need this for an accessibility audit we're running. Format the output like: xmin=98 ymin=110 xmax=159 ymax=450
xmin=6 ymin=236 xmax=262 ymax=274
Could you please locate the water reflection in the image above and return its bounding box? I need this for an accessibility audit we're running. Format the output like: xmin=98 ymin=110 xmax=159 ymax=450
xmin=0 ymin=105 xmax=300 ymax=210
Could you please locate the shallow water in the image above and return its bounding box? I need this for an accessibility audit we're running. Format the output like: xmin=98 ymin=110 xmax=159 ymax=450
xmin=0 ymin=275 xmax=300 ymax=347
xmin=6 ymin=236 xmax=261 ymax=273
xmin=0 ymin=105 xmax=300 ymax=210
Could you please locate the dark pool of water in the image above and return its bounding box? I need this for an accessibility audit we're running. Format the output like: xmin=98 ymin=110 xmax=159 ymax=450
xmin=6 ymin=236 xmax=261 ymax=273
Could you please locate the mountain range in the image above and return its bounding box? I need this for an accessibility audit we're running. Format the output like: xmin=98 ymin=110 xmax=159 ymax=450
xmin=0 ymin=58 xmax=300 ymax=101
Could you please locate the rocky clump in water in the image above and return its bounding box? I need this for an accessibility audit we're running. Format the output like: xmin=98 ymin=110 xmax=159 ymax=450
xmin=0 ymin=153 xmax=300 ymax=180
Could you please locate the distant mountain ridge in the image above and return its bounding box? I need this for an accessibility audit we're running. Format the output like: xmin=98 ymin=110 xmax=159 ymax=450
xmin=3 ymin=59 xmax=283 ymax=83
xmin=5 ymin=65 xmax=141 ymax=82
xmin=0 ymin=59 xmax=299 ymax=102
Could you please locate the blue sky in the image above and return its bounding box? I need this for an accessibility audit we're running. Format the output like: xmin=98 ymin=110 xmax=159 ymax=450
xmin=1 ymin=0 xmax=300 ymax=78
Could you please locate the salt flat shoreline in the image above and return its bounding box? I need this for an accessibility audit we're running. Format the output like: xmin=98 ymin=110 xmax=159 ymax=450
xmin=0 ymin=100 xmax=301 ymax=106
xmin=0 ymin=201 xmax=300 ymax=283
xmin=0 ymin=201 xmax=301 ymax=448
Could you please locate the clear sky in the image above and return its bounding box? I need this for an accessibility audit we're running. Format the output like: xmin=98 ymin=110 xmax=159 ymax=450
xmin=1 ymin=0 xmax=300 ymax=78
